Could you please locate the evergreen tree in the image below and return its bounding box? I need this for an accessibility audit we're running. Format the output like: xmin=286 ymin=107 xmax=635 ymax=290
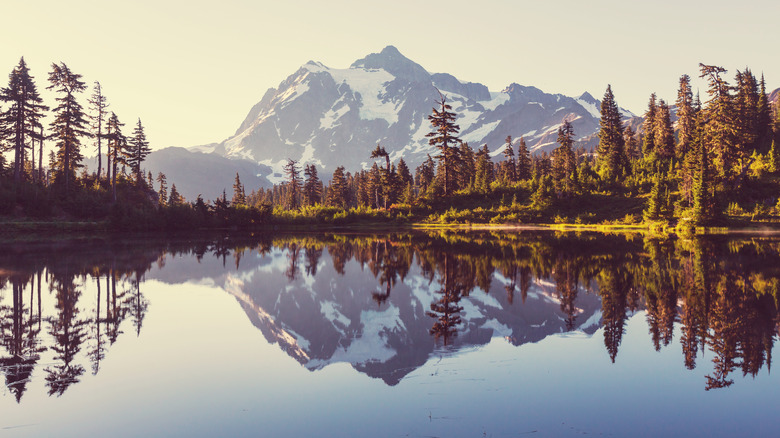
xmin=624 ymin=125 xmax=641 ymax=160
xmin=127 ymin=119 xmax=151 ymax=184
xmin=87 ymin=81 xmax=109 ymax=180
xmin=283 ymin=159 xmax=302 ymax=210
xmin=692 ymin=135 xmax=714 ymax=224
xmin=327 ymin=166 xmax=349 ymax=208
xmin=516 ymin=136 xmax=531 ymax=180
xmin=654 ymin=99 xmax=675 ymax=160
xmin=303 ymin=164 xmax=323 ymax=206
xmin=596 ymin=85 xmax=626 ymax=183
xmin=642 ymin=93 xmax=658 ymax=156
xmin=104 ymin=112 xmax=126 ymax=202
xmin=553 ymin=120 xmax=577 ymax=195
xmin=757 ymin=74 xmax=771 ymax=149
xmin=675 ymin=75 xmax=696 ymax=160
xmin=232 ymin=172 xmax=246 ymax=206
xmin=501 ymin=136 xmax=516 ymax=184
xmin=644 ymin=169 xmax=664 ymax=221
xmin=47 ymin=62 xmax=89 ymax=194
xmin=474 ymin=144 xmax=492 ymax=193
xmin=396 ymin=158 xmax=413 ymax=187
xmin=767 ymin=140 xmax=779 ymax=173
xmin=456 ymin=141 xmax=475 ymax=190
xmin=0 ymin=57 xmax=48 ymax=184
xmin=699 ymin=63 xmax=736 ymax=183
xmin=156 ymin=172 xmax=168 ymax=206
xmin=168 ymin=183 xmax=183 ymax=206
xmin=426 ymin=92 xmax=461 ymax=196
xmin=415 ymin=154 xmax=436 ymax=196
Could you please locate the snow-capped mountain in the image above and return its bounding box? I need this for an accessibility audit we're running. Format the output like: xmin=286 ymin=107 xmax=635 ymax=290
xmin=195 ymin=46 xmax=635 ymax=181
xmin=149 ymin=243 xmax=603 ymax=386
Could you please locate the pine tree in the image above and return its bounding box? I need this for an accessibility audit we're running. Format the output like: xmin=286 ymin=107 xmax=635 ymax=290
xmin=156 ymin=172 xmax=168 ymax=206
xmin=327 ymin=166 xmax=349 ymax=208
xmin=303 ymin=164 xmax=323 ymax=206
xmin=104 ymin=112 xmax=126 ymax=202
xmin=643 ymin=169 xmax=664 ymax=221
xmin=48 ymin=62 xmax=89 ymax=194
xmin=87 ymin=81 xmax=109 ymax=180
xmin=501 ymin=136 xmax=516 ymax=184
xmin=168 ymin=183 xmax=184 ymax=206
xmin=692 ymin=136 xmax=713 ymax=224
xmin=654 ymin=99 xmax=674 ymax=160
xmin=767 ymin=140 xmax=779 ymax=173
xmin=757 ymin=74 xmax=771 ymax=149
xmin=426 ymin=91 xmax=461 ymax=196
xmin=396 ymin=158 xmax=413 ymax=187
xmin=0 ymin=57 xmax=48 ymax=184
xmin=624 ymin=125 xmax=641 ymax=160
xmin=596 ymin=85 xmax=626 ymax=183
xmin=516 ymin=136 xmax=531 ymax=180
xmin=474 ymin=144 xmax=492 ymax=193
xmin=675 ymin=75 xmax=696 ymax=161
xmin=127 ymin=118 xmax=151 ymax=185
xmin=283 ymin=159 xmax=302 ymax=210
xmin=699 ymin=63 xmax=736 ymax=183
xmin=642 ymin=93 xmax=658 ymax=157
xmin=232 ymin=172 xmax=246 ymax=206
xmin=553 ymin=120 xmax=577 ymax=195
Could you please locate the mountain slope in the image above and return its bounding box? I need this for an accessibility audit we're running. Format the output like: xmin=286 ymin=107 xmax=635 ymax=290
xmin=196 ymin=46 xmax=635 ymax=179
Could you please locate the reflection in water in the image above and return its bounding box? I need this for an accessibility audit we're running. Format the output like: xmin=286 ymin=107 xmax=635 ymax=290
xmin=1 ymin=231 xmax=780 ymax=402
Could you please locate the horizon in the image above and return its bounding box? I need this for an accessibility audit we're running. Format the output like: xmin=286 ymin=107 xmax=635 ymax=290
xmin=2 ymin=0 xmax=778 ymax=155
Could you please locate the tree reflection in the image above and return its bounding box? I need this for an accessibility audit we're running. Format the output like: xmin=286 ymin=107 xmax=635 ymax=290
xmin=2 ymin=230 xmax=780 ymax=398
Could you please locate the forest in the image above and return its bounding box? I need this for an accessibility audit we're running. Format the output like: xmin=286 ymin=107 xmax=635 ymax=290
xmin=1 ymin=57 xmax=779 ymax=232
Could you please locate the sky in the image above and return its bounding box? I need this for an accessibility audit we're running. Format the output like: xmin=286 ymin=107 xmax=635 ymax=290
xmin=1 ymin=0 xmax=778 ymax=152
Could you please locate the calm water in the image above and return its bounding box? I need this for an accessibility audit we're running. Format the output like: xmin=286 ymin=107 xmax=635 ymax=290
xmin=1 ymin=230 xmax=779 ymax=437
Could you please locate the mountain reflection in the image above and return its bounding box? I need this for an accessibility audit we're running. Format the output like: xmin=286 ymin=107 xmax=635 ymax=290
xmin=1 ymin=231 xmax=779 ymax=400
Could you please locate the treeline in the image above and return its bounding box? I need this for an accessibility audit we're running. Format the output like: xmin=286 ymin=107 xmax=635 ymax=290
xmin=3 ymin=58 xmax=780 ymax=229
xmin=243 ymin=64 xmax=780 ymax=227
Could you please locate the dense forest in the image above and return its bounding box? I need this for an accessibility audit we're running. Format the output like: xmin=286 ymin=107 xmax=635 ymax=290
xmin=1 ymin=57 xmax=779 ymax=231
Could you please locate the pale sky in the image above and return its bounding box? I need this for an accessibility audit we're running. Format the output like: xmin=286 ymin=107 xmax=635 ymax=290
xmin=2 ymin=0 xmax=778 ymax=152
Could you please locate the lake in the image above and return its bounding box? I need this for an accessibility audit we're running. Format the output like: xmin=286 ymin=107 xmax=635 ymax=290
xmin=1 ymin=230 xmax=779 ymax=437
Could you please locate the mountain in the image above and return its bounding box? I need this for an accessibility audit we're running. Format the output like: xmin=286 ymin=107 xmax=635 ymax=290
xmin=143 ymin=147 xmax=273 ymax=201
xmin=194 ymin=46 xmax=635 ymax=180
xmin=148 ymin=245 xmax=602 ymax=386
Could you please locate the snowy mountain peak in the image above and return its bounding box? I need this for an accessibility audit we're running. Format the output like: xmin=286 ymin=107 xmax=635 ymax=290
xmin=578 ymin=91 xmax=598 ymax=103
xmin=350 ymin=45 xmax=430 ymax=83
xmin=195 ymin=47 xmax=637 ymax=181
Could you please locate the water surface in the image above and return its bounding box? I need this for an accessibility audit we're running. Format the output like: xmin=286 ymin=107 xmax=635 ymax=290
xmin=1 ymin=231 xmax=779 ymax=437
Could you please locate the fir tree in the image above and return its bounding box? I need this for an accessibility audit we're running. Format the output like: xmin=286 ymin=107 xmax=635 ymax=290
xmin=168 ymin=184 xmax=184 ymax=206
xmin=127 ymin=118 xmax=151 ymax=184
xmin=553 ymin=120 xmax=577 ymax=195
xmin=675 ymin=75 xmax=696 ymax=160
xmin=327 ymin=166 xmax=349 ymax=208
xmin=0 ymin=57 xmax=48 ymax=184
xmin=767 ymin=140 xmax=779 ymax=173
xmin=654 ymin=99 xmax=675 ymax=160
xmin=426 ymin=91 xmax=461 ymax=196
xmin=283 ymin=159 xmax=302 ymax=210
xmin=232 ymin=172 xmax=246 ymax=206
xmin=48 ymin=62 xmax=89 ymax=194
xmin=156 ymin=172 xmax=168 ymax=206
xmin=87 ymin=81 xmax=109 ymax=180
xmin=692 ymin=136 xmax=713 ymax=224
xmin=642 ymin=93 xmax=658 ymax=157
xmin=502 ymin=136 xmax=516 ymax=184
xmin=516 ymin=137 xmax=531 ymax=180
xmin=699 ymin=63 xmax=736 ymax=183
xmin=104 ymin=112 xmax=126 ymax=202
xmin=596 ymin=85 xmax=626 ymax=183
xmin=303 ymin=164 xmax=323 ymax=206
